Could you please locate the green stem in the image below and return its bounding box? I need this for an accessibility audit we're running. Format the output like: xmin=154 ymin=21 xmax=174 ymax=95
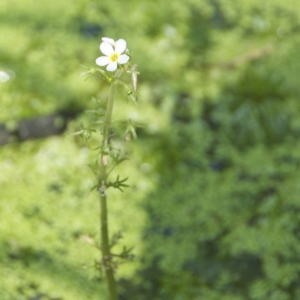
xmin=99 ymin=70 xmax=122 ymax=300
xmin=99 ymin=190 xmax=118 ymax=300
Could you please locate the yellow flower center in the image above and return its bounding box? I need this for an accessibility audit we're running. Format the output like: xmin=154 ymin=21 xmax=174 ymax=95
xmin=109 ymin=53 xmax=119 ymax=62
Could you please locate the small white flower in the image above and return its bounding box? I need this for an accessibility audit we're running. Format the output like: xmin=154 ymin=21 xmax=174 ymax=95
xmin=0 ymin=71 xmax=10 ymax=82
xmin=96 ymin=38 xmax=130 ymax=72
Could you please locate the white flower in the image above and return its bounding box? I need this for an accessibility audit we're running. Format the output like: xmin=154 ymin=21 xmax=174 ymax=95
xmin=96 ymin=38 xmax=130 ymax=72
xmin=0 ymin=71 xmax=10 ymax=82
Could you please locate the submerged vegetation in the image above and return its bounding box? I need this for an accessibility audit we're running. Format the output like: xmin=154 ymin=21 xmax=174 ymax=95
xmin=1 ymin=0 xmax=300 ymax=299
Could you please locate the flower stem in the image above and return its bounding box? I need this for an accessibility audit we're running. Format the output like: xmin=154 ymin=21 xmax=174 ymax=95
xmin=99 ymin=70 xmax=122 ymax=300
xmin=99 ymin=192 xmax=118 ymax=300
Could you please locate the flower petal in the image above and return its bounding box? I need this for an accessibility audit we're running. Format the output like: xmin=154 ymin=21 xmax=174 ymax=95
xmin=106 ymin=62 xmax=118 ymax=72
xmin=117 ymin=54 xmax=130 ymax=64
xmin=115 ymin=39 xmax=127 ymax=54
xmin=102 ymin=37 xmax=115 ymax=46
xmin=100 ymin=42 xmax=114 ymax=56
xmin=96 ymin=56 xmax=110 ymax=66
xmin=0 ymin=71 xmax=10 ymax=82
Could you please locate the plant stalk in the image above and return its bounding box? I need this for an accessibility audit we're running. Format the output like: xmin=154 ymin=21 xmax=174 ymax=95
xmin=99 ymin=70 xmax=122 ymax=300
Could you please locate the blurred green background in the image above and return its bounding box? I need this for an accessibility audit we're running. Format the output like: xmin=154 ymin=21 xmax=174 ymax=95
xmin=1 ymin=0 xmax=300 ymax=299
